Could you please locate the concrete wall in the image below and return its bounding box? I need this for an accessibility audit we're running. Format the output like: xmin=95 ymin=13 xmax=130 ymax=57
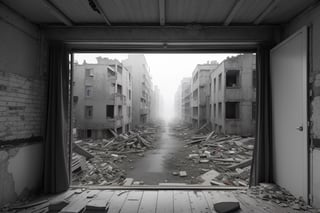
xmin=284 ymin=3 xmax=320 ymax=208
xmin=123 ymin=55 xmax=152 ymax=128
xmin=211 ymin=54 xmax=255 ymax=136
xmin=73 ymin=59 xmax=132 ymax=138
xmin=0 ymin=4 xmax=45 ymax=206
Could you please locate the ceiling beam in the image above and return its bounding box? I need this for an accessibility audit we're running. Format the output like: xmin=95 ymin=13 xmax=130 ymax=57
xmin=43 ymin=25 xmax=279 ymax=44
xmin=91 ymin=0 xmax=111 ymax=26
xmin=42 ymin=0 xmax=73 ymax=26
xmin=159 ymin=0 xmax=165 ymax=26
xmin=224 ymin=0 xmax=245 ymax=26
xmin=254 ymin=0 xmax=277 ymax=25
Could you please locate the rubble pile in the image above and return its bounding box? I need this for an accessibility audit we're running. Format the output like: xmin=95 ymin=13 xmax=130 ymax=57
xmin=248 ymin=183 xmax=313 ymax=211
xmin=72 ymin=125 xmax=161 ymax=185
xmin=171 ymin=124 xmax=254 ymax=186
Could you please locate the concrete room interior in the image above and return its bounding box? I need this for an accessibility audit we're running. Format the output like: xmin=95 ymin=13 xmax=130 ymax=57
xmin=1 ymin=0 xmax=320 ymax=212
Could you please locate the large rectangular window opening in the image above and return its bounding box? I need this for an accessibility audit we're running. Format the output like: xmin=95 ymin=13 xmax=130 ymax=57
xmin=71 ymin=53 xmax=256 ymax=187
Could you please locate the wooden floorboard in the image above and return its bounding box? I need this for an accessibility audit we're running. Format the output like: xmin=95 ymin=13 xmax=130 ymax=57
xmin=173 ymin=191 xmax=192 ymax=213
xmin=138 ymin=191 xmax=158 ymax=213
xmin=188 ymin=191 xmax=211 ymax=213
xmin=86 ymin=190 xmax=114 ymax=212
xmin=156 ymin=190 xmax=174 ymax=213
xmin=119 ymin=191 xmax=143 ymax=213
xmin=27 ymin=189 xmax=316 ymax=213
xmin=106 ymin=190 xmax=129 ymax=213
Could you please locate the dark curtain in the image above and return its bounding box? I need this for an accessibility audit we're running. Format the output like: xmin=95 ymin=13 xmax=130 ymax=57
xmin=250 ymin=45 xmax=273 ymax=186
xmin=43 ymin=41 xmax=70 ymax=193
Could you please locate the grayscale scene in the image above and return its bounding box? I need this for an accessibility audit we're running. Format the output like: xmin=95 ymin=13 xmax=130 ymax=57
xmin=3 ymin=0 xmax=320 ymax=212
xmin=71 ymin=53 xmax=256 ymax=187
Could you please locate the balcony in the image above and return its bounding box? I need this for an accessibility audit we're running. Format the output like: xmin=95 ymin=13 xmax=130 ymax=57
xmin=113 ymin=93 xmax=125 ymax=105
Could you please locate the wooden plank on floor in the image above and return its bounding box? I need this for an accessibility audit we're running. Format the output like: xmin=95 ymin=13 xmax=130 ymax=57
xmin=188 ymin=191 xmax=211 ymax=213
xmin=119 ymin=191 xmax=143 ymax=213
xmin=106 ymin=190 xmax=129 ymax=213
xmin=204 ymin=191 xmax=251 ymax=213
xmin=156 ymin=190 xmax=173 ymax=213
xmin=173 ymin=191 xmax=192 ymax=213
xmin=60 ymin=190 xmax=99 ymax=213
xmin=86 ymin=190 xmax=114 ymax=212
xmin=138 ymin=191 xmax=158 ymax=213
xmin=49 ymin=189 xmax=80 ymax=211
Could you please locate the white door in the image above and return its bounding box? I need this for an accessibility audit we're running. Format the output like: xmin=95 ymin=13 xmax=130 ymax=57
xmin=270 ymin=27 xmax=308 ymax=201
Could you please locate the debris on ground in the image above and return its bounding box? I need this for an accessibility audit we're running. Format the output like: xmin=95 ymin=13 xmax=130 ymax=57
xmin=247 ymin=183 xmax=314 ymax=212
xmin=171 ymin=123 xmax=254 ymax=186
xmin=72 ymin=124 xmax=162 ymax=185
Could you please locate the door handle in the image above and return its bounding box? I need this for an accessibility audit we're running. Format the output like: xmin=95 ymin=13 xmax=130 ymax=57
xmin=296 ymin=126 xmax=303 ymax=131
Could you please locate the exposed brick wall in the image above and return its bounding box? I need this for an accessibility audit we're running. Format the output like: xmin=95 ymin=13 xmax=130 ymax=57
xmin=0 ymin=71 xmax=47 ymax=142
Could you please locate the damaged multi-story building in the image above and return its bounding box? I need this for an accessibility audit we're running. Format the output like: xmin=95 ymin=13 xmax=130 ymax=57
xmin=210 ymin=54 xmax=256 ymax=136
xmin=122 ymin=55 xmax=153 ymax=128
xmin=181 ymin=78 xmax=192 ymax=124
xmin=73 ymin=57 xmax=132 ymax=138
xmin=191 ymin=62 xmax=219 ymax=128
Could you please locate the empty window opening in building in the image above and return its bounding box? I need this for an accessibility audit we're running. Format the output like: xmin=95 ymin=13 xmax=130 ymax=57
xmin=117 ymin=84 xmax=122 ymax=94
xmin=85 ymin=85 xmax=93 ymax=97
xmin=226 ymin=70 xmax=240 ymax=88
xmin=85 ymin=68 xmax=94 ymax=78
xmin=71 ymin=53 xmax=256 ymax=187
xmin=85 ymin=105 xmax=93 ymax=118
xmin=226 ymin=102 xmax=240 ymax=119
xmin=118 ymin=105 xmax=122 ymax=117
xmin=106 ymin=105 xmax=114 ymax=119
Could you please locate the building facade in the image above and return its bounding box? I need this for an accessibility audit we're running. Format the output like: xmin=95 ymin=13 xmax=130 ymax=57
xmin=181 ymin=78 xmax=192 ymax=124
xmin=191 ymin=62 xmax=219 ymax=128
xmin=174 ymin=84 xmax=182 ymax=121
xmin=73 ymin=57 xmax=132 ymax=138
xmin=122 ymin=55 xmax=153 ymax=128
xmin=210 ymin=54 xmax=256 ymax=136
xmin=151 ymin=85 xmax=161 ymax=122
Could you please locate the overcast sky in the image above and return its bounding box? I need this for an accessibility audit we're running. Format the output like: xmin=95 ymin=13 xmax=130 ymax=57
xmin=74 ymin=53 xmax=238 ymax=121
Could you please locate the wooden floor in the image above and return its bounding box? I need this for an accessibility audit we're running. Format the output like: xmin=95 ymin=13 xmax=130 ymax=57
xmin=33 ymin=189 xmax=315 ymax=213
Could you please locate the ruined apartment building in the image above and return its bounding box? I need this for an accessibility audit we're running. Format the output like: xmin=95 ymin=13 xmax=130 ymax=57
xmin=122 ymin=55 xmax=153 ymax=128
xmin=174 ymin=84 xmax=182 ymax=121
xmin=181 ymin=78 xmax=192 ymax=124
xmin=73 ymin=57 xmax=132 ymax=138
xmin=151 ymin=85 xmax=161 ymax=122
xmin=210 ymin=54 xmax=256 ymax=136
xmin=191 ymin=62 xmax=219 ymax=128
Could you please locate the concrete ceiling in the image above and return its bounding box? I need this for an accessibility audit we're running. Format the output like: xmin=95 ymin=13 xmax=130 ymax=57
xmin=2 ymin=0 xmax=319 ymax=26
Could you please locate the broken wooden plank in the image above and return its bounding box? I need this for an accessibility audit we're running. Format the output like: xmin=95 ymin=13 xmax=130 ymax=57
xmin=72 ymin=142 xmax=94 ymax=160
xmin=86 ymin=190 xmax=114 ymax=212
xmin=227 ymin=158 xmax=252 ymax=170
xmin=137 ymin=135 xmax=151 ymax=147
xmin=60 ymin=190 xmax=97 ymax=213
xmin=205 ymin=131 xmax=215 ymax=143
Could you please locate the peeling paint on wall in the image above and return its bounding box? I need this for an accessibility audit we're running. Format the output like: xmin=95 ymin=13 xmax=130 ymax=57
xmin=0 ymin=150 xmax=17 ymax=206
xmin=0 ymin=143 xmax=43 ymax=207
